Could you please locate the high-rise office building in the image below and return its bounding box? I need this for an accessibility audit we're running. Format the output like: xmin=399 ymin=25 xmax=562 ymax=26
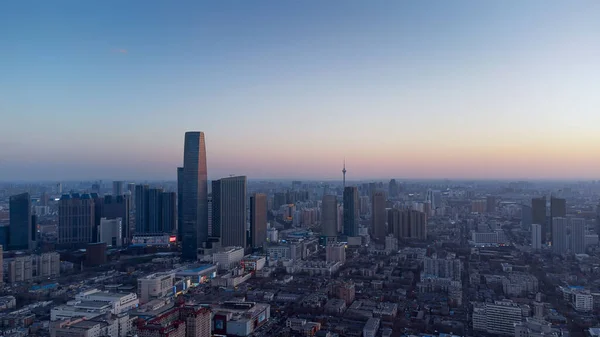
xmin=426 ymin=190 xmax=442 ymax=210
xmin=182 ymin=131 xmax=209 ymax=260
xmin=59 ymin=194 xmax=95 ymax=246
xmin=570 ymin=218 xmax=586 ymax=254
xmin=550 ymin=197 xmax=566 ymax=217
xmin=550 ymin=197 xmax=566 ymax=244
xmin=161 ymin=192 xmax=177 ymax=234
xmin=273 ymin=192 xmax=286 ymax=211
xmin=531 ymin=197 xmax=547 ymax=243
xmin=521 ymin=204 xmax=533 ymax=230
xmin=113 ymin=181 xmax=124 ymax=196
xmin=250 ymin=193 xmax=267 ymax=249
xmin=343 ymin=187 xmax=359 ymax=237
xmin=371 ymin=191 xmax=386 ymax=240
xmin=321 ymin=195 xmax=338 ymax=238
xmin=388 ymin=179 xmax=398 ymax=198
xmin=136 ymin=187 xmax=176 ymax=234
xmin=552 ymin=217 xmax=568 ymax=254
xmin=486 ymin=195 xmax=497 ymax=213
xmin=102 ymin=194 xmax=130 ymax=242
xmin=9 ymin=193 xmax=33 ymax=251
xmin=177 ymin=167 xmax=184 ymax=241
xmin=135 ymin=185 xmax=150 ymax=233
xmin=531 ymin=224 xmax=542 ymax=250
xmin=148 ymin=188 xmax=164 ymax=232
xmin=212 ymin=176 xmax=247 ymax=249
xmin=127 ymin=183 xmax=136 ymax=206
xmin=388 ymin=209 xmax=427 ymax=240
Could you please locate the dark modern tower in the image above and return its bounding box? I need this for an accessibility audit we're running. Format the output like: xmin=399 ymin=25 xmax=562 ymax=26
xmin=250 ymin=193 xmax=267 ymax=249
xmin=135 ymin=187 xmax=175 ymax=234
xmin=177 ymin=167 xmax=184 ymax=241
xmin=182 ymin=131 xmax=208 ymax=260
xmin=58 ymin=193 xmax=95 ymax=246
xmin=212 ymin=176 xmax=247 ymax=249
xmin=9 ymin=193 xmax=32 ymax=251
xmin=148 ymin=188 xmax=164 ymax=233
xmin=322 ymin=195 xmax=338 ymax=238
xmin=531 ymin=197 xmax=546 ymax=244
xmin=161 ymin=192 xmax=177 ymax=234
xmin=550 ymin=197 xmax=566 ymax=244
xmin=371 ymin=190 xmax=386 ymax=240
xmin=113 ymin=181 xmax=124 ymax=196
xmin=135 ymin=185 xmax=150 ymax=233
xmin=343 ymin=186 xmax=359 ymax=237
xmin=388 ymin=179 xmax=398 ymax=198
xmin=103 ymin=194 xmax=131 ymax=243
xmin=486 ymin=195 xmax=497 ymax=213
xmin=550 ymin=197 xmax=566 ymax=218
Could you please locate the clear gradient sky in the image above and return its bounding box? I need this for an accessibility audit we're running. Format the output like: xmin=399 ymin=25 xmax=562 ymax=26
xmin=1 ymin=1 xmax=599 ymax=181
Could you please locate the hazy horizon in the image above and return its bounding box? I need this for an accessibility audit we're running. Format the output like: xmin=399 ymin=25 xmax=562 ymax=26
xmin=1 ymin=1 xmax=599 ymax=181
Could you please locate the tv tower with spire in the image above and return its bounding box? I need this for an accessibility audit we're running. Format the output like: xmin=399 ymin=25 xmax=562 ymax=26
xmin=342 ymin=159 xmax=347 ymax=188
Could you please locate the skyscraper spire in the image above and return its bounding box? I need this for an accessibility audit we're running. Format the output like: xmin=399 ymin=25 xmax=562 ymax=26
xmin=342 ymin=159 xmax=347 ymax=188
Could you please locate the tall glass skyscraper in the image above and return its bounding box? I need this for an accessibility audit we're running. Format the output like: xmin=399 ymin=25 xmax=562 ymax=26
xmin=177 ymin=167 xmax=184 ymax=241
xmin=212 ymin=176 xmax=247 ymax=249
xmin=343 ymin=186 xmax=359 ymax=237
xmin=182 ymin=131 xmax=208 ymax=260
xmin=9 ymin=192 xmax=32 ymax=250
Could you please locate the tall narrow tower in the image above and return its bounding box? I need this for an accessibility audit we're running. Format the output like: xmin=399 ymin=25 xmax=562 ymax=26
xmin=342 ymin=160 xmax=347 ymax=188
xmin=182 ymin=131 xmax=209 ymax=260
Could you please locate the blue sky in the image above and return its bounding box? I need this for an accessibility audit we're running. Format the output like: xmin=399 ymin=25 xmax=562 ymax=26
xmin=1 ymin=1 xmax=599 ymax=180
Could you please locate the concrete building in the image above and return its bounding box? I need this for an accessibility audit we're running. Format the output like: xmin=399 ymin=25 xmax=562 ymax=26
xmin=6 ymin=252 xmax=60 ymax=284
xmin=326 ymin=242 xmax=346 ymax=264
xmin=99 ymin=217 xmax=123 ymax=247
xmin=514 ymin=318 xmax=558 ymax=337
xmin=182 ymin=131 xmax=209 ymax=260
xmin=531 ymin=223 xmax=542 ymax=250
xmin=472 ymin=300 xmax=524 ymax=336
xmin=137 ymin=272 xmax=175 ymax=304
xmin=552 ymin=217 xmax=568 ymax=254
xmin=213 ymin=246 xmax=245 ymax=270
xmin=51 ymin=315 xmax=123 ymax=337
xmin=388 ymin=209 xmax=427 ymax=240
xmin=371 ymin=191 xmax=386 ymax=241
xmin=250 ymin=193 xmax=267 ymax=249
xmin=471 ymin=200 xmax=486 ymax=213
xmin=212 ymin=302 xmax=270 ymax=337
xmin=363 ymin=317 xmax=380 ymax=337
xmin=212 ymin=176 xmax=247 ymax=249
xmin=75 ymin=289 xmax=140 ymax=314
xmin=134 ymin=305 xmax=211 ymax=337
xmin=59 ymin=193 xmax=95 ymax=246
xmin=321 ymin=195 xmax=338 ymax=239
xmin=422 ymin=256 xmax=463 ymax=281
xmin=384 ymin=234 xmax=398 ymax=253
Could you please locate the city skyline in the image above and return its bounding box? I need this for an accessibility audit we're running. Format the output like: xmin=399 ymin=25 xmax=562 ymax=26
xmin=1 ymin=1 xmax=600 ymax=181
